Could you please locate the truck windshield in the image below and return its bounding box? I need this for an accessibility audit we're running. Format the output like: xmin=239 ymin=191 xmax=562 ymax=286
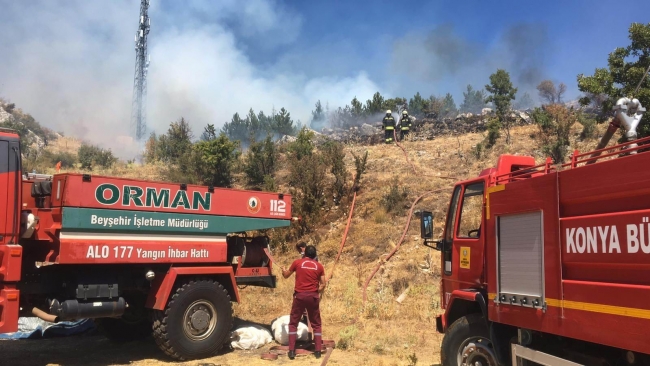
xmin=457 ymin=182 xmax=484 ymax=238
xmin=443 ymin=186 xmax=462 ymax=275
xmin=444 ymin=186 xmax=462 ymax=243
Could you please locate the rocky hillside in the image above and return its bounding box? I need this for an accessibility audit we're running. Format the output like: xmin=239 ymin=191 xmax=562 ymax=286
xmin=0 ymin=100 xmax=61 ymax=153
xmin=289 ymin=108 xmax=533 ymax=145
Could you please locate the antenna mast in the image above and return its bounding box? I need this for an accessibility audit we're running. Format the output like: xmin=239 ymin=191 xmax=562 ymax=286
xmin=131 ymin=0 xmax=151 ymax=141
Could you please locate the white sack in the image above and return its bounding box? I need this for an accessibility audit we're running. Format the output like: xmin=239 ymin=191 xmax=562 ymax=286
xmin=229 ymin=325 xmax=273 ymax=350
xmin=270 ymin=315 xmax=309 ymax=345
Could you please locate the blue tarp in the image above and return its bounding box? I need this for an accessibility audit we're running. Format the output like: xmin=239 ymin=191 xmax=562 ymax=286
xmin=0 ymin=317 xmax=96 ymax=340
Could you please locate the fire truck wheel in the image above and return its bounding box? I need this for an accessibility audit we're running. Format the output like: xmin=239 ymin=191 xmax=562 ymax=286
xmin=152 ymin=278 xmax=233 ymax=361
xmin=440 ymin=313 xmax=497 ymax=366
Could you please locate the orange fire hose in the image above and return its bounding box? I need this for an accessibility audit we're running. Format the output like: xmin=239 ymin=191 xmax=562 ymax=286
xmin=360 ymin=130 xmax=454 ymax=305
xmin=361 ymin=189 xmax=443 ymax=305
xmin=393 ymin=129 xmax=418 ymax=175
xmin=326 ymin=190 xmax=357 ymax=283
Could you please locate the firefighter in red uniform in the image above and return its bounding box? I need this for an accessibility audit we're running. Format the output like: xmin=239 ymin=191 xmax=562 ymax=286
xmin=281 ymin=245 xmax=326 ymax=360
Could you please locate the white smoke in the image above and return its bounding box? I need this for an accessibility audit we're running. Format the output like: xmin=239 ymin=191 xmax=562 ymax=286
xmin=0 ymin=0 xmax=381 ymax=158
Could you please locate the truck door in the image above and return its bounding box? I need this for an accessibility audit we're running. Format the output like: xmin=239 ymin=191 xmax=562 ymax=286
xmin=0 ymin=140 xmax=10 ymax=243
xmin=442 ymin=181 xmax=485 ymax=302
xmin=0 ymin=134 xmax=22 ymax=248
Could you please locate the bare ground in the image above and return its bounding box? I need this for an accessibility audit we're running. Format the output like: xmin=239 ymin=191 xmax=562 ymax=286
xmin=0 ymin=333 xmax=440 ymax=366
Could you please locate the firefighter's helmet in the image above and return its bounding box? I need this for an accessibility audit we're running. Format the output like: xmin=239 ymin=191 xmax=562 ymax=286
xmin=402 ymin=110 xmax=408 ymax=115
xmin=386 ymin=110 xmax=392 ymax=114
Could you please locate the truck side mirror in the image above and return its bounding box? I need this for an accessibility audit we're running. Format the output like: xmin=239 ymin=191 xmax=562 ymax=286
xmin=420 ymin=211 xmax=443 ymax=251
xmin=420 ymin=211 xmax=433 ymax=239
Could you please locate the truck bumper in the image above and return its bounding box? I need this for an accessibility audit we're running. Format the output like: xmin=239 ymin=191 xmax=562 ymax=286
xmin=436 ymin=315 xmax=444 ymax=333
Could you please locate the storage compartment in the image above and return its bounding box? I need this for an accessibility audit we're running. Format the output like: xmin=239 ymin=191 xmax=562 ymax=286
xmin=496 ymin=210 xmax=545 ymax=309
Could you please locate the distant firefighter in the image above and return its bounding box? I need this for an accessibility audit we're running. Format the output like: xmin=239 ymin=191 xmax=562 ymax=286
xmin=399 ymin=110 xmax=412 ymax=141
xmin=382 ymin=110 xmax=396 ymax=143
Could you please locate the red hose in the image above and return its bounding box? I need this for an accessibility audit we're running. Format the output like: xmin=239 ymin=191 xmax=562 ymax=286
xmin=361 ymin=187 xmax=448 ymax=306
xmin=393 ymin=129 xmax=418 ymax=175
xmin=358 ymin=130 xmax=455 ymax=305
xmin=326 ymin=190 xmax=357 ymax=283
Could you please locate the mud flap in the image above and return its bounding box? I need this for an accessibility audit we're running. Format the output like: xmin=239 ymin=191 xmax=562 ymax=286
xmin=436 ymin=315 xmax=444 ymax=333
xmin=490 ymin=321 xmax=518 ymax=366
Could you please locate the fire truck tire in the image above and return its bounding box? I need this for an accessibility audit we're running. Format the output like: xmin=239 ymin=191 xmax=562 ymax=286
xmin=152 ymin=278 xmax=233 ymax=361
xmin=440 ymin=313 xmax=498 ymax=366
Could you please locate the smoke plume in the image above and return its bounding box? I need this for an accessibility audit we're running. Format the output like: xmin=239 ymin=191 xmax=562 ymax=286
xmin=0 ymin=0 xmax=380 ymax=158
xmin=390 ymin=22 xmax=550 ymax=102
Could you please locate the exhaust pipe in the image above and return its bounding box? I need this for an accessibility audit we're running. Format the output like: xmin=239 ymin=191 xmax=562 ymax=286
xmin=50 ymin=298 xmax=127 ymax=321
xmin=32 ymin=307 xmax=59 ymax=323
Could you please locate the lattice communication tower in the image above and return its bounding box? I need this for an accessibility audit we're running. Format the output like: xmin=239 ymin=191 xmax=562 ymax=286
xmin=130 ymin=0 xmax=151 ymax=141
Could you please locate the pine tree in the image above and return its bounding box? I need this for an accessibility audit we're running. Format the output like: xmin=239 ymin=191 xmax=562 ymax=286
xmin=578 ymin=22 xmax=650 ymax=135
xmin=459 ymin=85 xmax=487 ymax=114
xmin=311 ymin=100 xmax=325 ymax=129
xmin=485 ymin=69 xmax=517 ymax=144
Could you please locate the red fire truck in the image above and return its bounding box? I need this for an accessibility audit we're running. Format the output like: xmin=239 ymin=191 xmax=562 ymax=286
xmin=0 ymin=127 xmax=292 ymax=360
xmin=420 ymin=99 xmax=650 ymax=366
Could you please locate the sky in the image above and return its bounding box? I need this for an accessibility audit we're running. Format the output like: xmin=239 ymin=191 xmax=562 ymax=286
xmin=0 ymin=0 xmax=649 ymax=158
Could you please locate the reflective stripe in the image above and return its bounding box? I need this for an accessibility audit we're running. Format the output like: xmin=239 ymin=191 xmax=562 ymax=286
xmin=488 ymin=292 xmax=650 ymax=320
xmin=314 ymin=333 xmax=322 ymax=336
xmin=288 ymin=332 xmax=297 ymax=335
xmin=385 ymin=126 xmax=394 ymax=130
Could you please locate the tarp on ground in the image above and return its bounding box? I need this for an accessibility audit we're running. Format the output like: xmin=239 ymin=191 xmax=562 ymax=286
xmin=0 ymin=317 xmax=95 ymax=340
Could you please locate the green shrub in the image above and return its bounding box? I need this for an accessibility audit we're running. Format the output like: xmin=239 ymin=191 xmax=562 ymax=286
xmin=78 ymin=144 xmax=117 ymax=169
xmin=47 ymin=151 xmax=77 ymax=168
xmin=381 ymin=176 xmax=409 ymax=214
xmin=322 ymin=140 xmax=347 ymax=205
xmin=244 ymin=135 xmax=278 ymax=190
xmin=187 ymin=133 xmax=240 ymax=187
xmin=473 ymin=142 xmax=484 ymax=159
xmin=579 ymin=113 xmax=598 ymax=140
xmin=336 ymin=325 xmax=358 ymax=350
xmin=352 ymin=150 xmax=368 ymax=190
xmin=288 ymin=152 xmax=327 ymax=236
xmin=485 ymin=118 xmax=501 ymax=148
xmin=532 ymin=104 xmax=577 ymax=164
xmin=287 ymin=126 xmax=314 ymax=161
